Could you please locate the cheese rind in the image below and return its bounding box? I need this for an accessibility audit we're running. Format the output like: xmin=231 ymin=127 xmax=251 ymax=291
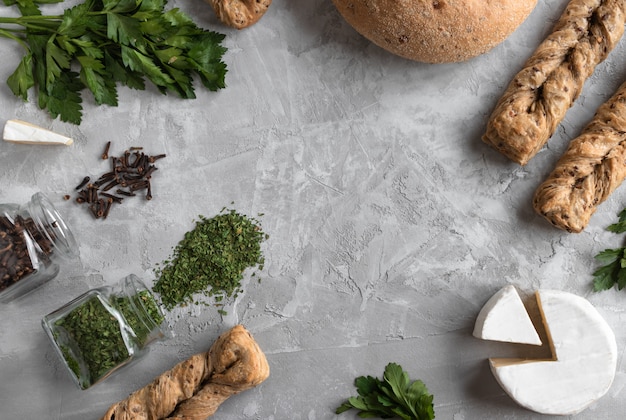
xmin=3 ymin=119 xmax=73 ymax=145
xmin=489 ymin=289 xmax=617 ymax=415
xmin=473 ymin=284 xmax=541 ymax=345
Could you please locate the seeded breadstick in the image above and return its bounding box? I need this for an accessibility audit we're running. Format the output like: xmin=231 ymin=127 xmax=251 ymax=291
xmin=533 ymin=80 xmax=626 ymax=233
xmin=483 ymin=0 xmax=625 ymax=165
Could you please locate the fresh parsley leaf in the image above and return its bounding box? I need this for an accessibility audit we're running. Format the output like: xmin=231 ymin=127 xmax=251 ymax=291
xmin=7 ymin=53 xmax=34 ymax=100
xmin=592 ymin=208 xmax=626 ymax=292
xmin=0 ymin=0 xmax=227 ymax=124
xmin=607 ymin=208 xmax=626 ymax=233
xmin=336 ymin=363 xmax=435 ymax=420
xmin=77 ymin=55 xmax=118 ymax=106
xmin=44 ymin=70 xmax=84 ymax=124
xmin=107 ymin=12 xmax=144 ymax=47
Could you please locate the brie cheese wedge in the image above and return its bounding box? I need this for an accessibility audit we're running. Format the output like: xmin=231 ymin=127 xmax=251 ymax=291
xmin=473 ymin=284 xmax=541 ymax=345
xmin=488 ymin=289 xmax=617 ymax=415
xmin=3 ymin=119 xmax=73 ymax=145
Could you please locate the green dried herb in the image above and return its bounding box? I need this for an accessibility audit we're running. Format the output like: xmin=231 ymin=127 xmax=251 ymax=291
xmin=114 ymin=290 xmax=165 ymax=345
xmin=153 ymin=208 xmax=267 ymax=310
xmin=59 ymin=344 xmax=81 ymax=378
xmin=54 ymin=295 xmax=130 ymax=385
xmin=53 ymin=289 xmax=164 ymax=388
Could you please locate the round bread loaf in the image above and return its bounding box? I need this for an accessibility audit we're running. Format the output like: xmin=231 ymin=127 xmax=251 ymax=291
xmin=332 ymin=0 xmax=538 ymax=63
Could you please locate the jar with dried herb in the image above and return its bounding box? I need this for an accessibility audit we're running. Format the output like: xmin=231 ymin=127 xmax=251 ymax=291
xmin=0 ymin=192 xmax=79 ymax=302
xmin=42 ymin=274 xmax=170 ymax=390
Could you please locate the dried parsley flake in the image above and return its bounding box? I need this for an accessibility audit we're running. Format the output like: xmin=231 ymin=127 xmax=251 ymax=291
xmin=153 ymin=209 xmax=266 ymax=310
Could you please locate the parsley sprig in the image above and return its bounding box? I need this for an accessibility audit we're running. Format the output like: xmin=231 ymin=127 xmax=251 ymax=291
xmin=0 ymin=0 xmax=227 ymax=124
xmin=336 ymin=362 xmax=435 ymax=420
xmin=593 ymin=208 xmax=626 ymax=291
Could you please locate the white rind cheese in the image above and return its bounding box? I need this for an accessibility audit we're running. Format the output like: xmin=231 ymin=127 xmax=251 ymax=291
xmin=489 ymin=289 xmax=617 ymax=415
xmin=3 ymin=119 xmax=73 ymax=145
xmin=473 ymin=284 xmax=542 ymax=345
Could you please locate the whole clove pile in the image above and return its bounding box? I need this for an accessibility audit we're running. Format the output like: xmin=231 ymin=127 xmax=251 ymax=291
xmin=70 ymin=142 xmax=165 ymax=219
xmin=0 ymin=214 xmax=54 ymax=292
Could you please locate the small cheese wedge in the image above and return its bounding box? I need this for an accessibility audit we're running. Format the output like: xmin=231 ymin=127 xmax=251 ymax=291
xmin=3 ymin=119 xmax=73 ymax=145
xmin=473 ymin=284 xmax=541 ymax=345
xmin=489 ymin=290 xmax=617 ymax=415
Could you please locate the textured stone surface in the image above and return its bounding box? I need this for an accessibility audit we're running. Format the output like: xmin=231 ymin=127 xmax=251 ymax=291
xmin=1 ymin=0 xmax=626 ymax=418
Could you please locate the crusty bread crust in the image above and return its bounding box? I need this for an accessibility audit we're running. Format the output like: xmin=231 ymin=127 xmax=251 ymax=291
xmin=483 ymin=0 xmax=626 ymax=165
xmin=331 ymin=0 xmax=538 ymax=63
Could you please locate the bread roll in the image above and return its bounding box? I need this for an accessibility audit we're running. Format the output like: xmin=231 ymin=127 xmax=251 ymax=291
xmin=207 ymin=0 xmax=271 ymax=29
xmin=483 ymin=0 xmax=626 ymax=165
xmin=331 ymin=0 xmax=538 ymax=63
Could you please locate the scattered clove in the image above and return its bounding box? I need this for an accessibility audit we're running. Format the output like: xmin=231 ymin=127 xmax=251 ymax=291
xmin=71 ymin=142 xmax=165 ymax=220
xmin=101 ymin=141 xmax=111 ymax=160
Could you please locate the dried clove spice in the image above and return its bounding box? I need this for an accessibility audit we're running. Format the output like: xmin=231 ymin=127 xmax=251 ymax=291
xmin=71 ymin=143 xmax=165 ymax=219
xmin=0 ymin=215 xmax=54 ymax=292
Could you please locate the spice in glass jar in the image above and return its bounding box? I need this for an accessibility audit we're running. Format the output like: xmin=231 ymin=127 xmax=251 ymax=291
xmin=0 ymin=192 xmax=78 ymax=302
xmin=42 ymin=274 xmax=169 ymax=389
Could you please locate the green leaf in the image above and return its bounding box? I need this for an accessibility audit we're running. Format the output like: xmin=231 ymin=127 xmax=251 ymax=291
xmin=593 ymin=260 xmax=619 ymax=291
xmin=77 ymin=55 xmax=117 ymax=105
xmin=107 ymin=12 xmax=144 ymax=46
xmin=43 ymin=70 xmax=84 ymax=124
xmin=121 ymin=45 xmax=173 ymax=89
xmin=6 ymin=0 xmax=43 ymax=16
xmin=58 ymin=2 xmax=91 ymax=38
xmin=45 ymin=37 xmax=72 ymax=88
xmin=103 ymin=0 xmax=138 ymax=13
xmin=161 ymin=7 xmax=195 ymax=28
xmin=1 ymin=0 xmax=227 ymax=124
xmin=607 ymin=208 xmax=626 ymax=233
xmin=594 ymin=248 xmax=622 ymax=265
xmin=104 ymin=50 xmax=145 ymax=89
xmin=617 ymin=264 xmax=626 ymax=290
xmin=337 ymin=363 xmax=434 ymax=420
xmin=7 ymin=53 xmax=35 ymax=100
xmin=355 ymin=375 xmax=381 ymax=397
xmin=384 ymin=362 xmax=410 ymax=399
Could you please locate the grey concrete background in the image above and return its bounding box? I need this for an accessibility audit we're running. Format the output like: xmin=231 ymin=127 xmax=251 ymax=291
xmin=1 ymin=0 xmax=626 ymax=419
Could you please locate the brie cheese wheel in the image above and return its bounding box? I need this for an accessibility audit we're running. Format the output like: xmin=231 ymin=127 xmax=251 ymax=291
xmin=3 ymin=119 xmax=73 ymax=145
xmin=489 ymin=290 xmax=617 ymax=415
xmin=473 ymin=284 xmax=541 ymax=345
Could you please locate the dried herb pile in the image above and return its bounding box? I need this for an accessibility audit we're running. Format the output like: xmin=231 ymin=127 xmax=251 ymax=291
xmin=153 ymin=209 xmax=266 ymax=311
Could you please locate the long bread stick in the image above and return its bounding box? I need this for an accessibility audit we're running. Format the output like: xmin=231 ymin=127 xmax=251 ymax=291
xmin=101 ymin=325 xmax=269 ymax=420
xmin=533 ymin=80 xmax=626 ymax=232
xmin=483 ymin=0 xmax=625 ymax=165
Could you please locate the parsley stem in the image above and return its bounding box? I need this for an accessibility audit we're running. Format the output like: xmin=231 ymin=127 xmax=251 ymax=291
xmin=0 ymin=28 xmax=28 ymax=49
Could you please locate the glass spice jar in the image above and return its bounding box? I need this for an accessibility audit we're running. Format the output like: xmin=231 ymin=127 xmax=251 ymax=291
xmin=0 ymin=192 xmax=79 ymax=302
xmin=42 ymin=274 xmax=170 ymax=390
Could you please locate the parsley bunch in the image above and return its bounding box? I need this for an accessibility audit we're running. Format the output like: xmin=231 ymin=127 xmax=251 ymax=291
xmin=0 ymin=0 xmax=227 ymax=124
xmin=593 ymin=208 xmax=626 ymax=291
xmin=336 ymin=362 xmax=435 ymax=420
